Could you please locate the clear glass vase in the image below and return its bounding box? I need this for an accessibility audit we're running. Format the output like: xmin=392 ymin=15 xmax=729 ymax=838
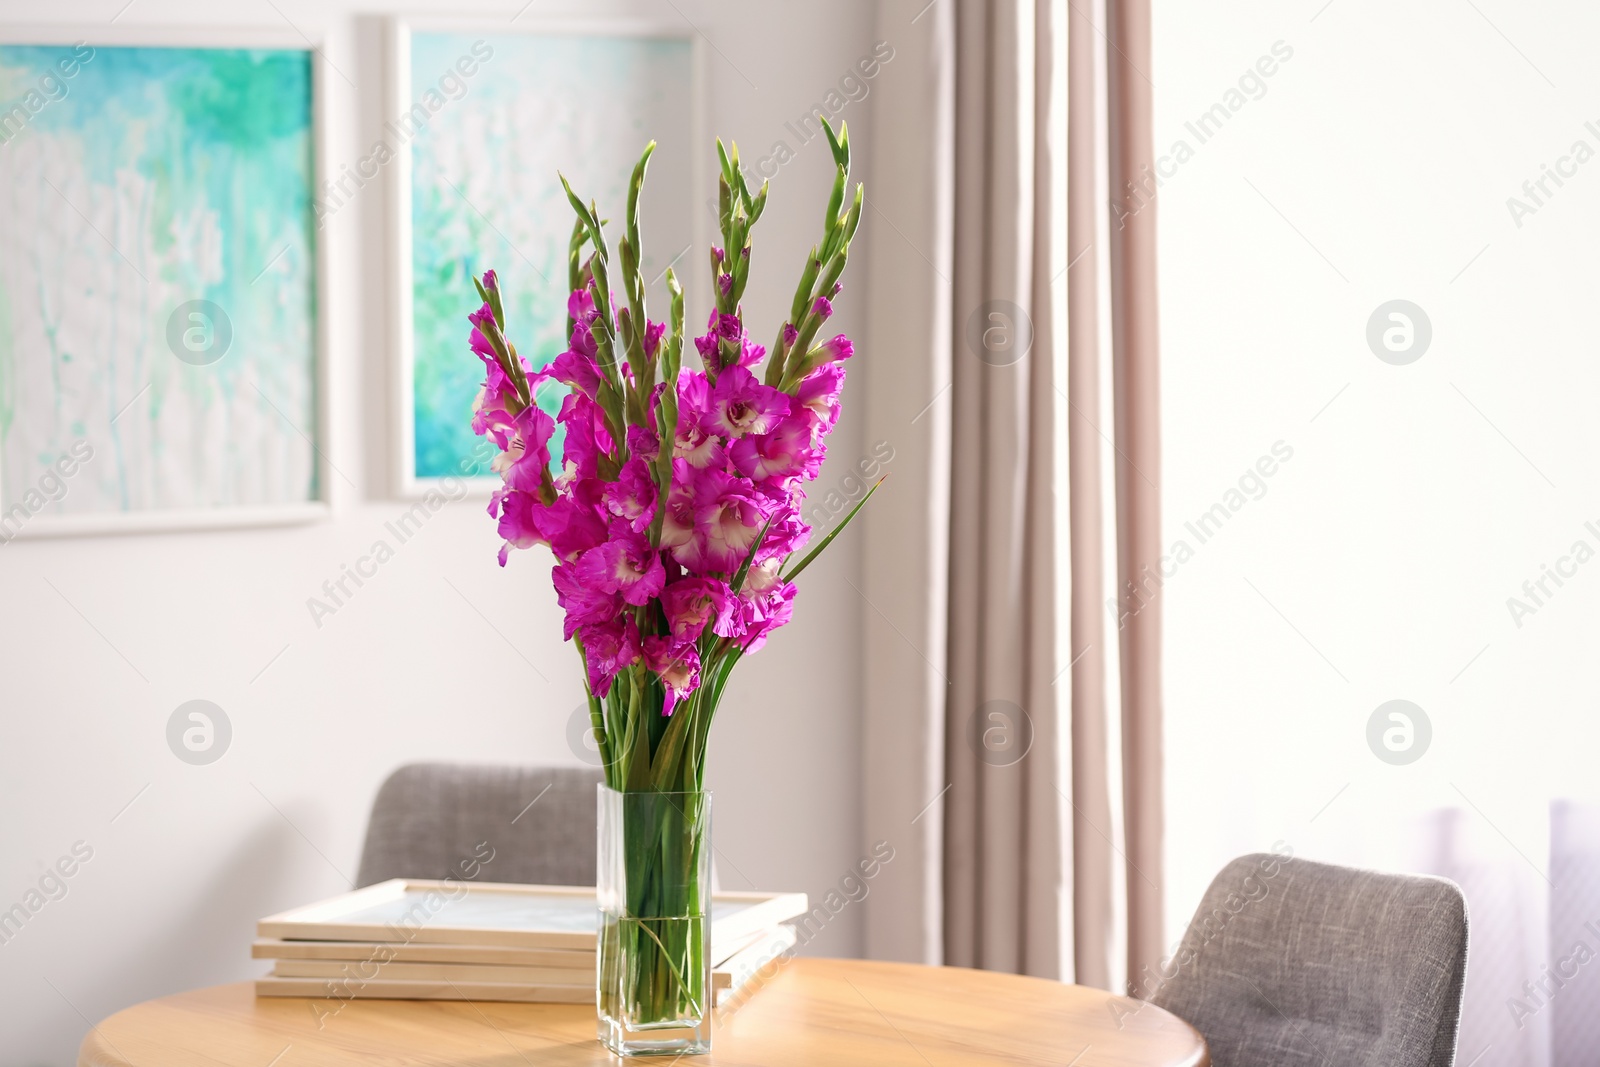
xmin=596 ymin=785 xmax=713 ymax=1056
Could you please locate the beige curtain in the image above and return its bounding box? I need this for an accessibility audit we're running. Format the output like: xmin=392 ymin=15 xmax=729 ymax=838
xmin=942 ymin=0 xmax=1061 ymax=977
xmin=1066 ymin=0 xmax=1114 ymax=992
xmin=1106 ymin=0 xmax=1166 ymax=988
xmin=861 ymin=0 xmax=1163 ymax=989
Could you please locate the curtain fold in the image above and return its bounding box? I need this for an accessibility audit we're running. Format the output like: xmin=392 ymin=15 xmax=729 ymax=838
xmin=1106 ymin=0 xmax=1167 ymax=988
xmin=1067 ymin=0 xmax=1115 ymax=994
xmin=943 ymin=0 xmax=1061 ymax=978
xmin=861 ymin=0 xmax=1163 ymax=987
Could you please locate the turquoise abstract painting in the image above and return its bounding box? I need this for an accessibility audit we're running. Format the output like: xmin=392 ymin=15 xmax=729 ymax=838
xmin=0 ymin=44 xmax=317 ymax=523
xmin=406 ymin=30 xmax=695 ymax=482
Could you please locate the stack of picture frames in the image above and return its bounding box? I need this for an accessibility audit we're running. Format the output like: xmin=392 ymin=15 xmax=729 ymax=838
xmin=253 ymin=879 xmax=805 ymax=1007
xmin=0 ymin=17 xmax=704 ymax=536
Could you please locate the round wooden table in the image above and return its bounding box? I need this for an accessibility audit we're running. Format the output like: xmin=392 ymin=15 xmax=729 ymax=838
xmin=78 ymin=958 xmax=1209 ymax=1067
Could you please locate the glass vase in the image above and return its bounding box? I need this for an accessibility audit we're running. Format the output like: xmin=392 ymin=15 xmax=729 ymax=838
xmin=596 ymin=785 xmax=713 ymax=1056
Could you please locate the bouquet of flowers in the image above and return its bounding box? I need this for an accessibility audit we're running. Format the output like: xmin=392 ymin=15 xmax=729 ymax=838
xmin=465 ymin=120 xmax=876 ymax=1054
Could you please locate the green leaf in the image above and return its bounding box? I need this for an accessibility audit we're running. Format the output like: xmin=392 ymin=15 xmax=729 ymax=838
xmin=574 ymin=638 xmax=618 ymax=788
xmin=781 ymin=475 xmax=886 ymax=584
xmin=789 ymin=249 xmax=822 ymax=324
xmin=822 ymin=168 xmax=846 ymax=241
xmin=665 ymin=267 xmax=685 ymax=373
xmin=823 ymin=117 xmax=848 ymax=168
xmin=649 ymin=701 xmax=696 ymax=791
xmin=717 ymin=176 xmax=733 ymax=248
xmin=623 ymin=142 xmax=655 ymax=331
xmin=749 ymin=180 xmax=770 ymax=226
xmin=558 ymin=172 xmax=600 ymax=245
xmin=568 ymin=216 xmax=589 ymax=290
xmin=729 ymin=516 xmax=775 ymax=594
xmin=731 ymin=149 xmax=751 ymax=204
xmin=843 ymin=183 xmax=864 ymax=243
xmin=628 ymin=141 xmax=656 ymax=243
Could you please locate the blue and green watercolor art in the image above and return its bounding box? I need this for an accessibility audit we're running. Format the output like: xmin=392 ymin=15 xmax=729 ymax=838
xmin=0 ymin=44 xmax=317 ymax=516
xmin=407 ymin=31 xmax=694 ymax=481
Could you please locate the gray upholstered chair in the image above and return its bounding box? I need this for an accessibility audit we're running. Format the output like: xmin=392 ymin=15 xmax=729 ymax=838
xmin=356 ymin=763 xmax=603 ymax=888
xmin=1150 ymin=853 xmax=1469 ymax=1067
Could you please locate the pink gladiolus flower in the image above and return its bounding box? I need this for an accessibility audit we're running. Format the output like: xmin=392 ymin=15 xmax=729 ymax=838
xmin=579 ymin=531 xmax=666 ymax=606
xmin=470 ymin=227 xmax=863 ymax=716
xmin=658 ymin=466 xmax=700 ymax=563
xmin=729 ymin=412 xmax=822 ymax=484
xmin=602 ymin=456 xmax=657 ymax=534
xmin=660 ymin=578 xmax=736 ymax=641
xmin=470 ymin=308 xmax=533 ymax=446
xmin=558 ymin=393 xmax=614 ymax=481
xmin=643 ymin=633 xmax=700 ymax=715
xmin=661 ymin=465 xmax=765 ymax=574
xmin=693 ymin=331 xmax=719 ymax=367
xmin=734 ymin=580 xmax=797 ymax=654
xmin=678 ymin=371 xmax=710 ymax=415
xmin=751 ymin=502 xmax=810 ymax=560
xmin=626 ymin=424 xmax=660 ymax=462
xmin=692 ymin=468 xmax=768 ymax=573
xmin=494 ymin=405 xmax=556 ymax=493
xmin=693 ymin=310 xmax=747 ymax=374
xmin=819 ymin=334 xmax=854 ymax=363
xmin=742 ymin=555 xmax=783 ymax=594
xmin=674 ymin=374 xmax=726 ymax=468
xmin=737 ymin=338 xmax=767 ymax=368
xmin=568 ymin=319 xmax=598 ymax=363
xmin=796 ymin=363 xmax=846 ymax=429
xmin=493 ymin=487 xmax=545 ymax=566
xmin=501 ymin=493 xmax=606 ymax=565
xmin=472 ymin=382 xmax=513 ymax=445
xmin=643 ymin=319 xmax=667 ymax=359
xmin=542 ymin=345 xmax=601 ymax=400
xmin=703 ymin=365 xmax=790 ymax=439
xmin=581 ymin=616 xmax=641 ymax=698
xmin=553 ymin=559 xmax=621 ymax=637
xmin=550 ymin=499 xmax=610 ymax=561
xmin=469 ymin=323 xmax=495 ymax=361
xmin=568 ymin=289 xmax=598 ymax=325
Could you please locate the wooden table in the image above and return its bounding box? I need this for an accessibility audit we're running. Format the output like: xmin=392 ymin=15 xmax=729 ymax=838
xmin=79 ymin=958 xmax=1209 ymax=1066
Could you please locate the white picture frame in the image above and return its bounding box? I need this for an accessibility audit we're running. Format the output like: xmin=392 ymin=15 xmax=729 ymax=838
xmin=388 ymin=15 xmax=706 ymax=498
xmin=0 ymin=25 xmax=334 ymax=539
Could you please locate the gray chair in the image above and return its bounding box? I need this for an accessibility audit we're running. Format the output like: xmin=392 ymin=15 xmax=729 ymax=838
xmin=356 ymin=763 xmax=603 ymax=888
xmin=1150 ymin=853 xmax=1469 ymax=1067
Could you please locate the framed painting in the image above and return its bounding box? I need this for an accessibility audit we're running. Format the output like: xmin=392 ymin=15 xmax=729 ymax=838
xmin=390 ymin=16 xmax=704 ymax=496
xmin=0 ymin=26 xmax=330 ymax=539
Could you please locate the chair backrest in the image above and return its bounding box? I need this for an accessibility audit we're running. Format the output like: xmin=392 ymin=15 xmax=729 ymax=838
xmin=355 ymin=763 xmax=603 ymax=888
xmin=1150 ymin=853 xmax=1469 ymax=1067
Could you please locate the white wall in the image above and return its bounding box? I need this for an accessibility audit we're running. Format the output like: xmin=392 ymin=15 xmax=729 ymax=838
xmin=1155 ymin=0 xmax=1600 ymax=1059
xmin=0 ymin=2 xmax=884 ymax=1063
